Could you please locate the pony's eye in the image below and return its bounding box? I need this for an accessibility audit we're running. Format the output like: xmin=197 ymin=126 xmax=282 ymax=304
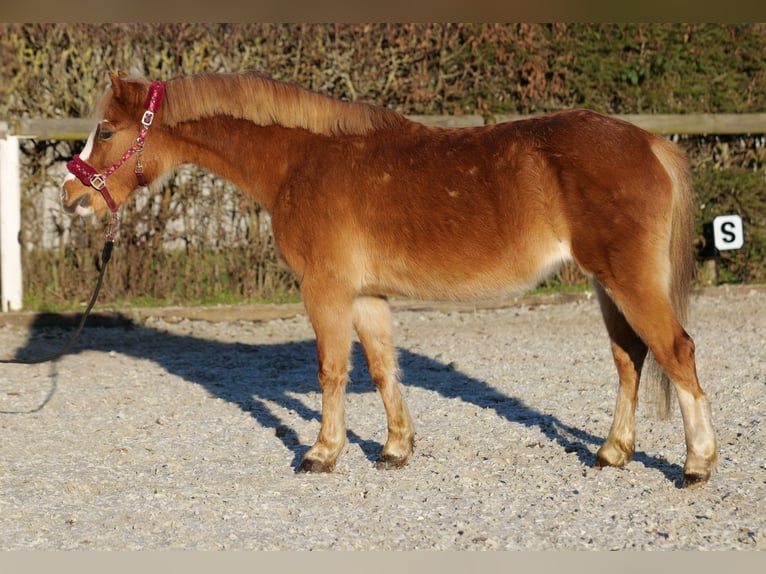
xmin=98 ymin=127 xmax=114 ymax=141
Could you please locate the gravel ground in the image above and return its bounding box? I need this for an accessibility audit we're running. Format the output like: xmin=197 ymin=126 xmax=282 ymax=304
xmin=0 ymin=287 xmax=764 ymax=550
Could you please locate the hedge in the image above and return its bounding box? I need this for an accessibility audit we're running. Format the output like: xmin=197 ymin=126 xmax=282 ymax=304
xmin=2 ymin=23 xmax=764 ymax=309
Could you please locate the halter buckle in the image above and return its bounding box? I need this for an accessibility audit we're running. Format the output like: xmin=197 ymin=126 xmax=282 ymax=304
xmin=141 ymin=110 xmax=155 ymax=127
xmin=89 ymin=174 xmax=106 ymax=190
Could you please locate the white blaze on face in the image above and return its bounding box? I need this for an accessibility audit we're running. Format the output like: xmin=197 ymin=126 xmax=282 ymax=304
xmin=63 ymin=124 xmax=97 ymax=185
xmin=63 ymin=124 xmax=98 ymax=215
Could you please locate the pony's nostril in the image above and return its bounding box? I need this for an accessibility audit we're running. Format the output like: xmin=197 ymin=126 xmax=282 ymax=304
xmin=62 ymin=192 xmax=92 ymax=214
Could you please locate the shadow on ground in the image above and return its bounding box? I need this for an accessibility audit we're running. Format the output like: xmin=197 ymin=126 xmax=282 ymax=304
xmin=6 ymin=312 xmax=683 ymax=484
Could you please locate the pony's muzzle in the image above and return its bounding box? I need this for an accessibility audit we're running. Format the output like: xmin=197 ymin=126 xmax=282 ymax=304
xmin=61 ymin=187 xmax=92 ymax=215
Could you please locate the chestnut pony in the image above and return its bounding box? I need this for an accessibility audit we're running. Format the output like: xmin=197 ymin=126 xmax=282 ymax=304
xmin=62 ymin=71 xmax=717 ymax=488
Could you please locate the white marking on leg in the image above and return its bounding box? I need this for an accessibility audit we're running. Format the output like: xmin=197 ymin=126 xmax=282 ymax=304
xmin=597 ymin=384 xmax=636 ymax=467
xmin=611 ymin=384 xmax=636 ymax=452
xmin=676 ymin=387 xmax=717 ymax=475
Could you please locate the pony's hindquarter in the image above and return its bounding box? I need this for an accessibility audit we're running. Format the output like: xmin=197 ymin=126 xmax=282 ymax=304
xmin=589 ymin=135 xmax=717 ymax=487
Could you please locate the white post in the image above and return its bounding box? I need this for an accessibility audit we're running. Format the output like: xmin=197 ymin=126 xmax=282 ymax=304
xmin=0 ymin=135 xmax=23 ymax=311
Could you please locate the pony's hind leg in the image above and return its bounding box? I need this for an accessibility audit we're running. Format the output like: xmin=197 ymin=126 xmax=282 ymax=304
xmin=592 ymin=281 xmax=649 ymax=469
xmin=296 ymin=280 xmax=355 ymax=473
xmin=597 ymin=280 xmax=717 ymax=487
xmin=352 ymin=296 xmax=415 ymax=469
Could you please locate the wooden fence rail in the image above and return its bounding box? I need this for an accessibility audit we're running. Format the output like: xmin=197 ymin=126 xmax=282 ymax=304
xmin=2 ymin=113 xmax=766 ymax=311
xmin=5 ymin=113 xmax=766 ymax=139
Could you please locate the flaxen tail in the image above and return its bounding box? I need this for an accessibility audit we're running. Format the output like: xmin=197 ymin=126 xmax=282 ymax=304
xmin=644 ymin=137 xmax=697 ymax=419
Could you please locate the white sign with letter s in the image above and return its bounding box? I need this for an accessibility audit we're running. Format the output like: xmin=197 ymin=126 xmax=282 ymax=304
xmin=713 ymin=215 xmax=744 ymax=251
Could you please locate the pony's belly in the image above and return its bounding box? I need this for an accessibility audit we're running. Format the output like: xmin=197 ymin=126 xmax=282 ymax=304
xmin=363 ymin=239 xmax=573 ymax=301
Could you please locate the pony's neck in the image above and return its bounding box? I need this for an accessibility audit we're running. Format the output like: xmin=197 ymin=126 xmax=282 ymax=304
xmin=163 ymin=117 xmax=303 ymax=212
xmin=152 ymin=72 xmax=408 ymax=211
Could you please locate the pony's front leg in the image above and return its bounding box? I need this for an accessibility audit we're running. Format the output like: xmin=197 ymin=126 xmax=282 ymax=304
xmin=297 ymin=283 xmax=354 ymax=473
xmin=352 ymin=296 xmax=415 ymax=469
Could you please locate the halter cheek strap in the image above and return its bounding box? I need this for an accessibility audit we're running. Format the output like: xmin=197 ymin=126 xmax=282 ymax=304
xmin=67 ymin=81 xmax=166 ymax=213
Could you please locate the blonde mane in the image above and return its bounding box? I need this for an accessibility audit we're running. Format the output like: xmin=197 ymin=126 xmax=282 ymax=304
xmin=159 ymin=71 xmax=406 ymax=136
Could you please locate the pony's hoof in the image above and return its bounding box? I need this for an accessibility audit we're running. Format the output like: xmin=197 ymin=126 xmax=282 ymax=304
xmin=594 ymin=454 xmax=625 ymax=469
xmin=374 ymin=454 xmax=408 ymax=470
xmin=594 ymin=444 xmax=633 ymax=469
xmin=593 ymin=455 xmax=609 ymax=469
xmin=296 ymin=458 xmax=335 ymax=473
xmin=682 ymin=472 xmax=710 ymax=489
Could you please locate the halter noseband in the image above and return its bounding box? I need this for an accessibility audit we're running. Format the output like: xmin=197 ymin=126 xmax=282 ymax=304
xmin=67 ymin=81 xmax=166 ymax=213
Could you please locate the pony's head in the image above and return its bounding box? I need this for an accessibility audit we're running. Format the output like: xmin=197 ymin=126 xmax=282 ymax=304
xmin=61 ymin=72 xmax=167 ymax=216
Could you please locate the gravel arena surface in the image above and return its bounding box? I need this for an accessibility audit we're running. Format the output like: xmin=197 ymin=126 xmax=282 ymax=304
xmin=1 ymin=287 xmax=764 ymax=551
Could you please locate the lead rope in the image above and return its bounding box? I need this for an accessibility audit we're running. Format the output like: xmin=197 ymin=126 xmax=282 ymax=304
xmin=0 ymin=212 xmax=119 ymax=365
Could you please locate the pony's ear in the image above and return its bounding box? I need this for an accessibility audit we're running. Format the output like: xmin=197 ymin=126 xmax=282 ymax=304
xmin=108 ymin=71 xmax=127 ymax=99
